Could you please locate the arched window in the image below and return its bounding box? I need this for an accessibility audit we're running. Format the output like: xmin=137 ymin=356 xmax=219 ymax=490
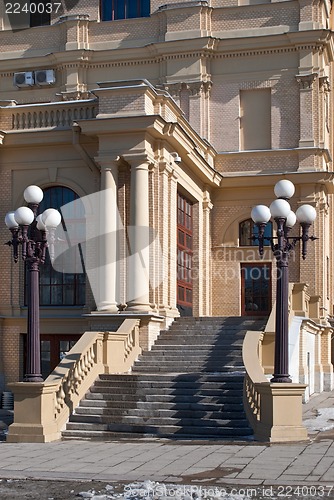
xmin=100 ymin=0 xmax=150 ymax=21
xmin=25 ymin=186 xmax=86 ymax=306
xmin=239 ymin=218 xmax=272 ymax=247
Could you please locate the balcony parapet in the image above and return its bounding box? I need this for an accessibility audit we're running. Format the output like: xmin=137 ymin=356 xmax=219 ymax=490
xmin=0 ymin=99 xmax=98 ymax=131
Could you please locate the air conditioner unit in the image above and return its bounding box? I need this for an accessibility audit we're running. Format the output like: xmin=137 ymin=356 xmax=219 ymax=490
xmin=14 ymin=72 xmax=34 ymax=87
xmin=34 ymin=69 xmax=56 ymax=86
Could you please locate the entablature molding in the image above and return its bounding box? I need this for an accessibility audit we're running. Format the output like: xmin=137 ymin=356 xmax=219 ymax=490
xmin=0 ymin=33 xmax=331 ymax=77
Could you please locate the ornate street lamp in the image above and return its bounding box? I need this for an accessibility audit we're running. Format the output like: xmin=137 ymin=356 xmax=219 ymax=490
xmin=5 ymin=186 xmax=61 ymax=382
xmin=251 ymin=180 xmax=317 ymax=383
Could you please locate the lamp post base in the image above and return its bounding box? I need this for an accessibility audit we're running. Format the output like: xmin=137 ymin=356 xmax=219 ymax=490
xmin=24 ymin=374 xmax=43 ymax=383
xmin=271 ymin=374 xmax=292 ymax=383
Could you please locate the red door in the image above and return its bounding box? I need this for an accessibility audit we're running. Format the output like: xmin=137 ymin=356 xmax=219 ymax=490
xmin=177 ymin=193 xmax=193 ymax=316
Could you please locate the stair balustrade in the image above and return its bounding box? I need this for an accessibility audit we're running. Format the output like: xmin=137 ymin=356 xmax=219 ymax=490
xmin=7 ymin=319 xmax=141 ymax=443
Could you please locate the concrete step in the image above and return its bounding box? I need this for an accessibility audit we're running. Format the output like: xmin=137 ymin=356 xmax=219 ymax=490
xmin=91 ymin=378 xmax=243 ymax=394
xmin=64 ymin=422 xmax=252 ymax=437
xmin=132 ymin=365 xmax=245 ymax=373
xmin=74 ymin=407 xmax=245 ymax=419
xmin=85 ymin=393 xmax=243 ymax=403
xmin=98 ymin=373 xmax=244 ymax=382
xmin=150 ymin=343 xmax=244 ymax=349
xmin=69 ymin=414 xmax=250 ymax=427
xmin=89 ymin=385 xmax=244 ymax=395
xmin=76 ymin=401 xmax=245 ymax=412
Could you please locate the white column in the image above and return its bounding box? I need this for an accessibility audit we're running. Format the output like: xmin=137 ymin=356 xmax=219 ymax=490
xmin=93 ymin=157 xmax=119 ymax=313
xmin=126 ymin=156 xmax=151 ymax=311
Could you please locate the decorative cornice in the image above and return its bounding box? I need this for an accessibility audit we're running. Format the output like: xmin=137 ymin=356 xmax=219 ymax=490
xmin=0 ymin=41 xmax=327 ymax=78
xmin=295 ymin=73 xmax=318 ymax=90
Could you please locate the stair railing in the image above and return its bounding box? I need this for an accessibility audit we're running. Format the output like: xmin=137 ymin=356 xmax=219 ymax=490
xmin=7 ymin=319 xmax=141 ymax=443
xmin=243 ymin=320 xmax=308 ymax=442
xmin=243 ymin=331 xmax=267 ymax=431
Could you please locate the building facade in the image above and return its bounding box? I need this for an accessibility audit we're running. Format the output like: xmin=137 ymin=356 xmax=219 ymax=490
xmin=0 ymin=0 xmax=333 ymax=389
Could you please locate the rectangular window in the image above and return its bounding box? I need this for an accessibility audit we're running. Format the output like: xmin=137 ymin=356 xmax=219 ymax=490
xmin=240 ymin=89 xmax=271 ymax=150
xmin=101 ymin=0 xmax=150 ymax=21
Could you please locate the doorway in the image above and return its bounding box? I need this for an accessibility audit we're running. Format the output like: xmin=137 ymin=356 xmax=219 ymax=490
xmin=241 ymin=263 xmax=271 ymax=316
xmin=177 ymin=192 xmax=193 ymax=316
xmin=23 ymin=334 xmax=81 ymax=379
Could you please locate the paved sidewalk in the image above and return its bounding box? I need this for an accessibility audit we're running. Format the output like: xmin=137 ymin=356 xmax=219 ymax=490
xmin=0 ymin=392 xmax=334 ymax=488
xmin=0 ymin=391 xmax=333 ymax=489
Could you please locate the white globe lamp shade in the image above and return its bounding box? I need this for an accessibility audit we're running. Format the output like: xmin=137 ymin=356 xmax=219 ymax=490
xmin=14 ymin=206 xmax=34 ymax=226
xmin=5 ymin=211 xmax=19 ymax=229
xmin=42 ymin=208 xmax=62 ymax=228
xmin=36 ymin=214 xmax=46 ymax=231
xmin=274 ymin=180 xmax=295 ymax=199
xmin=269 ymin=199 xmax=291 ymax=219
xmin=251 ymin=205 xmax=271 ymax=224
xmin=23 ymin=185 xmax=44 ymax=204
xmin=286 ymin=211 xmax=297 ymax=228
xmin=296 ymin=204 xmax=317 ymax=224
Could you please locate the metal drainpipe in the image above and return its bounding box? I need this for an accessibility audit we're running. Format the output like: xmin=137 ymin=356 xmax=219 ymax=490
xmin=72 ymin=123 xmax=100 ymax=174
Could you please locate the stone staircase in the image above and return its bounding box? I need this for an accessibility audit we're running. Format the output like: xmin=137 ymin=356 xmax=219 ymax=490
xmin=62 ymin=316 xmax=267 ymax=440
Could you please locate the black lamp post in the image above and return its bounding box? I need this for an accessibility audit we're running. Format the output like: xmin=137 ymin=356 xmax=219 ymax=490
xmin=5 ymin=185 xmax=61 ymax=382
xmin=251 ymin=180 xmax=317 ymax=383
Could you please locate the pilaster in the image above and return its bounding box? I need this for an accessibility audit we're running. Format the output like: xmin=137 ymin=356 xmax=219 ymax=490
xmin=202 ymin=189 xmax=213 ymax=316
xmin=158 ymin=158 xmax=179 ymax=321
xmin=296 ymin=73 xmax=317 ymax=150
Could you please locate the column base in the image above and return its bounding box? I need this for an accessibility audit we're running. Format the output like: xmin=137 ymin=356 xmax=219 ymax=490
xmin=23 ymin=374 xmax=43 ymax=383
xmin=96 ymin=302 xmax=119 ymax=314
xmin=126 ymin=302 xmax=152 ymax=313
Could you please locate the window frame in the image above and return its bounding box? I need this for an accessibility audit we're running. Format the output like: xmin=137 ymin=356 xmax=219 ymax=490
xmin=100 ymin=0 xmax=150 ymax=21
xmin=239 ymin=218 xmax=273 ymax=247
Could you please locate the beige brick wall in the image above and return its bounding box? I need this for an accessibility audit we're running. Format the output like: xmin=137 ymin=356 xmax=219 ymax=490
xmin=1 ymin=324 xmax=22 ymax=385
xmin=211 ymin=3 xmax=299 ymax=32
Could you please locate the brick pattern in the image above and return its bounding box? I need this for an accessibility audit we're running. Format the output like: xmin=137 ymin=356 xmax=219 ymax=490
xmin=1 ymin=325 xmax=22 ymax=384
xmin=99 ymin=94 xmax=146 ymax=115
xmin=211 ymin=3 xmax=299 ymax=32
xmin=89 ymin=17 xmax=159 ymax=43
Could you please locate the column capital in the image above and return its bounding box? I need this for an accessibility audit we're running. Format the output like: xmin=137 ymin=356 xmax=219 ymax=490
xmin=296 ymin=73 xmax=317 ymax=90
xmin=158 ymin=80 xmax=212 ymax=98
xmin=122 ymin=152 xmax=155 ymax=169
xmin=203 ymin=198 xmax=213 ymax=211
xmin=319 ymin=75 xmax=331 ymax=93
xmin=94 ymin=155 xmax=123 ymax=171
xmin=159 ymin=161 xmax=175 ymax=176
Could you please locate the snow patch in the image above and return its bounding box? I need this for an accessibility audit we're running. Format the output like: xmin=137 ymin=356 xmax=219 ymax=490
xmin=77 ymin=481 xmax=259 ymax=500
xmin=304 ymin=407 xmax=334 ymax=432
